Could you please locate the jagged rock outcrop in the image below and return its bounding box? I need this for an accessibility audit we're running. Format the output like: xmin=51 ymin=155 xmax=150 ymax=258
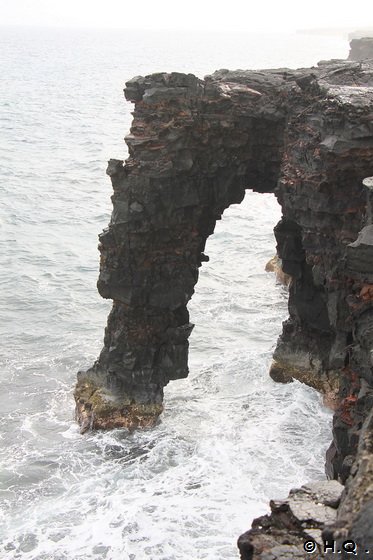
xmin=75 ymin=58 xmax=373 ymax=557
xmin=349 ymin=37 xmax=373 ymax=61
xmin=240 ymin=410 xmax=373 ymax=559
xmin=265 ymin=255 xmax=292 ymax=287
xmin=238 ymin=480 xmax=343 ymax=559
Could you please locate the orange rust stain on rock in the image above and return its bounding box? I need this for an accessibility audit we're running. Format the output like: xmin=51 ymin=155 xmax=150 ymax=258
xmin=339 ymin=395 xmax=358 ymax=426
xmin=359 ymin=284 xmax=373 ymax=301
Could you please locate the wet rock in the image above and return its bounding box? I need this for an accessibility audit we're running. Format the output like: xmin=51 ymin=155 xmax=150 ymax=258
xmin=265 ymin=255 xmax=292 ymax=287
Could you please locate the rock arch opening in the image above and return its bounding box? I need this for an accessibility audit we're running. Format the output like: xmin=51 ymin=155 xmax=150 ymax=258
xmin=183 ymin=188 xmax=285 ymax=373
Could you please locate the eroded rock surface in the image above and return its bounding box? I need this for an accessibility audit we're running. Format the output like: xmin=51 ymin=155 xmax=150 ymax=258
xmin=238 ymin=480 xmax=343 ymax=559
xmin=75 ymin=58 xmax=373 ymax=557
xmin=349 ymin=37 xmax=373 ymax=61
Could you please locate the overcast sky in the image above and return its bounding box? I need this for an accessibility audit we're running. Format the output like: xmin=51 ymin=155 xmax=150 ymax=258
xmin=1 ymin=0 xmax=373 ymax=32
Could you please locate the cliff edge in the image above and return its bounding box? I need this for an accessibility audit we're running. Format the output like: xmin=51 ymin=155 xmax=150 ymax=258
xmin=349 ymin=37 xmax=373 ymax=61
xmin=75 ymin=53 xmax=373 ymax=557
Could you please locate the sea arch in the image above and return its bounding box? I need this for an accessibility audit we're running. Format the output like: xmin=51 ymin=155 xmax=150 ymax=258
xmin=74 ymin=67 xmax=373 ymax=487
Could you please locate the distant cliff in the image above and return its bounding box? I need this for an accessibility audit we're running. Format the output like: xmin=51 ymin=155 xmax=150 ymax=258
xmin=75 ymin=55 xmax=373 ymax=558
xmin=349 ymin=37 xmax=373 ymax=60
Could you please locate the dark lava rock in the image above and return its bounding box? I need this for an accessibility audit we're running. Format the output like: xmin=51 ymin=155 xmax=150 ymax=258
xmin=238 ymin=480 xmax=343 ymax=559
xmin=74 ymin=54 xmax=373 ymax=559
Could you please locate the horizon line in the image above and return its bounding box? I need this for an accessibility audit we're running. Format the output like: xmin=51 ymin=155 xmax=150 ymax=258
xmin=0 ymin=22 xmax=367 ymax=35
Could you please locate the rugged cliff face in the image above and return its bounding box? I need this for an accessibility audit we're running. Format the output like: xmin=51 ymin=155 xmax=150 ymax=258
xmin=75 ymin=56 xmax=373 ymax=557
xmin=349 ymin=37 xmax=373 ymax=61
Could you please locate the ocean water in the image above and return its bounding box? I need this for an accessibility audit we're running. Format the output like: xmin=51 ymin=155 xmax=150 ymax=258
xmin=0 ymin=27 xmax=348 ymax=559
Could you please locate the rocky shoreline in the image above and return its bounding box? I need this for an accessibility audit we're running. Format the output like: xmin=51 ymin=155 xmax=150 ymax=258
xmin=75 ymin=40 xmax=373 ymax=557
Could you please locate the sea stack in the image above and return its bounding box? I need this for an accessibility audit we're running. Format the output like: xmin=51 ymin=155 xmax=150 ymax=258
xmin=75 ymin=58 xmax=373 ymax=557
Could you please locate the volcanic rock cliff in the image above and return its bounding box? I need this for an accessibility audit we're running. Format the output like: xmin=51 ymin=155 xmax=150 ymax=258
xmin=349 ymin=37 xmax=373 ymax=61
xmin=75 ymin=56 xmax=373 ymax=557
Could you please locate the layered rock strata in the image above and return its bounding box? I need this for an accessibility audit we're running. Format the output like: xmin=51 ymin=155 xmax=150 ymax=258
xmin=75 ymin=58 xmax=373 ymax=556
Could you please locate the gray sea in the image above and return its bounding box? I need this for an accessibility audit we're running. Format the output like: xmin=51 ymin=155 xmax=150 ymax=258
xmin=0 ymin=26 xmax=348 ymax=560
